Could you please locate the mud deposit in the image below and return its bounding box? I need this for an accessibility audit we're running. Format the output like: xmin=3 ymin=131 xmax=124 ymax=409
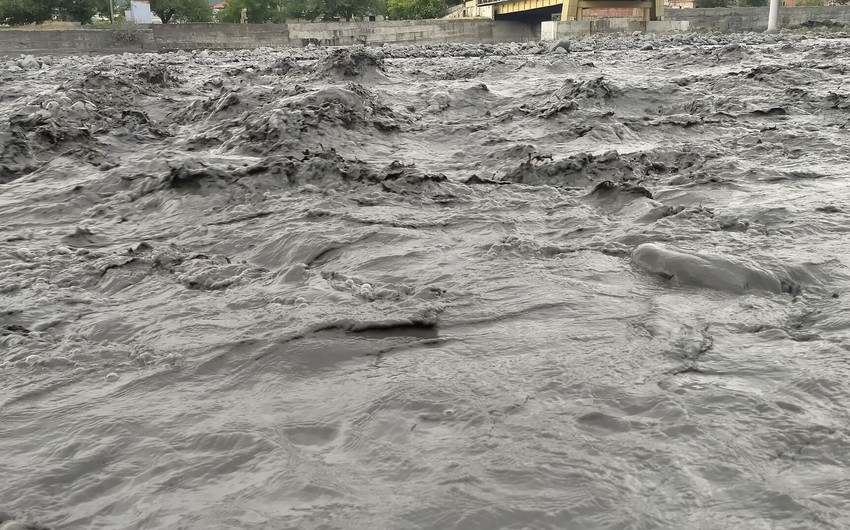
xmin=2 ymin=34 xmax=850 ymax=529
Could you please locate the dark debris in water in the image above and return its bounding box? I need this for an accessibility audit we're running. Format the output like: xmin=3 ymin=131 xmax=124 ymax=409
xmin=319 ymin=46 xmax=385 ymax=77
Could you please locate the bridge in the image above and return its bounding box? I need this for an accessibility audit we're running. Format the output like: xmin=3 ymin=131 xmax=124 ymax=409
xmin=460 ymin=0 xmax=665 ymax=22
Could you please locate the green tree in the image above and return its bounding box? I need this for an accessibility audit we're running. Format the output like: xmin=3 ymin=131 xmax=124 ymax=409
xmin=93 ymin=0 xmax=117 ymax=19
xmin=55 ymin=0 xmax=101 ymax=23
xmin=269 ymin=0 xmax=287 ymax=22
xmin=150 ymin=0 xmax=212 ymax=22
xmin=218 ymin=0 xmax=383 ymax=22
xmin=218 ymin=0 xmax=271 ymax=22
xmin=0 ymin=0 xmax=55 ymax=25
xmin=386 ymin=0 xmax=444 ymax=19
xmin=93 ymin=0 xmax=131 ymax=21
xmin=283 ymin=0 xmax=384 ymax=20
xmin=0 ymin=0 xmax=131 ymax=24
xmin=737 ymin=0 xmax=766 ymax=5
xmin=694 ymin=0 xmax=726 ymax=7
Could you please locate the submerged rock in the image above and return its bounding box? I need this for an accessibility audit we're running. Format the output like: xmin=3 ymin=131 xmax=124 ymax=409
xmin=18 ymin=55 xmax=40 ymax=70
xmin=549 ymin=39 xmax=571 ymax=53
xmin=631 ymin=243 xmax=800 ymax=295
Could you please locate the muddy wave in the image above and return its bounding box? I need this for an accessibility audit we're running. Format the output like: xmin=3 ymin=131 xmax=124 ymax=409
xmin=2 ymin=32 xmax=850 ymax=530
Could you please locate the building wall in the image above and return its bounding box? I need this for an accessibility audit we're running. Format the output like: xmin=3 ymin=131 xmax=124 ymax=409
xmin=128 ymin=0 xmax=153 ymax=24
xmin=667 ymin=0 xmax=695 ymax=8
xmin=582 ymin=8 xmax=644 ymax=18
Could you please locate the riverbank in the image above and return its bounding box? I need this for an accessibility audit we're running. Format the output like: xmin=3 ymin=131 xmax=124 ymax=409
xmin=1 ymin=6 xmax=849 ymax=56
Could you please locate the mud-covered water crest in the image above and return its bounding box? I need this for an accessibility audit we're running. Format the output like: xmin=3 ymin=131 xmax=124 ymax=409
xmin=2 ymin=33 xmax=850 ymax=529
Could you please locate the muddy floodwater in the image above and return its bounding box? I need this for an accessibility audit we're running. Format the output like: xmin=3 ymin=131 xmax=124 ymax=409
xmin=2 ymin=33 xmax=850 ymax=529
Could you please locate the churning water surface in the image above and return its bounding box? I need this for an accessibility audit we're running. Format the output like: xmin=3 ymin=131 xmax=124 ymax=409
xmin=2 ymin=34 xmax=850 ymax=529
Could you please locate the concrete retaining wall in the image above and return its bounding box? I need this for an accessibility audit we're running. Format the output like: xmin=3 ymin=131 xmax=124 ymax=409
xmin=285 ymin=19 xmax=534 ymax=46
xmin=0 ymin=28 xmax=152 ymax=55
xmin=542 ymin=5 xmax=850 ymax=37
xmin=0 ymin=19 xmax=536 ymax=57
xmin=543 ymin=19 xmax=688 ymax=36
xmin=665 ymin=5 xmax=850 ymax=32
xmin=152 ymin=23 xmax=290 ymax=50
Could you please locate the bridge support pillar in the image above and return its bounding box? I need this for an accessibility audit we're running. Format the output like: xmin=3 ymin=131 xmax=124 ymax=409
xmin=561 ymin=0 xmax=580 ymax=21
xmin=650 ymin=0 xmax=663 ymax=20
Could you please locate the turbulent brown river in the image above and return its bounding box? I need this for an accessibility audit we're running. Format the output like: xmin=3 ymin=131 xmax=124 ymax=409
xmin=2 ymin=32 xmax=850 ymax=529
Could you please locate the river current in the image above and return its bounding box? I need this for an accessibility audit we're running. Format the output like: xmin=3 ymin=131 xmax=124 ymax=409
xmin=2 ymin=34 xmax=850 ymax=529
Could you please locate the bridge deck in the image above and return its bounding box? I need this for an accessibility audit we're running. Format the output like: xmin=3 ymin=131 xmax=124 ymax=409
xmin=467 ymin=0 xmax=663 ymax=20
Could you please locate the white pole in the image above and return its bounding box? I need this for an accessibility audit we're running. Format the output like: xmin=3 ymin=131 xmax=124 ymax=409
xmin=767 ymin=0 xmax=779 ymax=32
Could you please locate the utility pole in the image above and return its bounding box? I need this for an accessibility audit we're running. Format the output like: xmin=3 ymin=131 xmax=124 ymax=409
xmin=767 ymin=0 xmax=778 ymax=32
xmin=109 ymin=0 xmax=115 ymax=23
